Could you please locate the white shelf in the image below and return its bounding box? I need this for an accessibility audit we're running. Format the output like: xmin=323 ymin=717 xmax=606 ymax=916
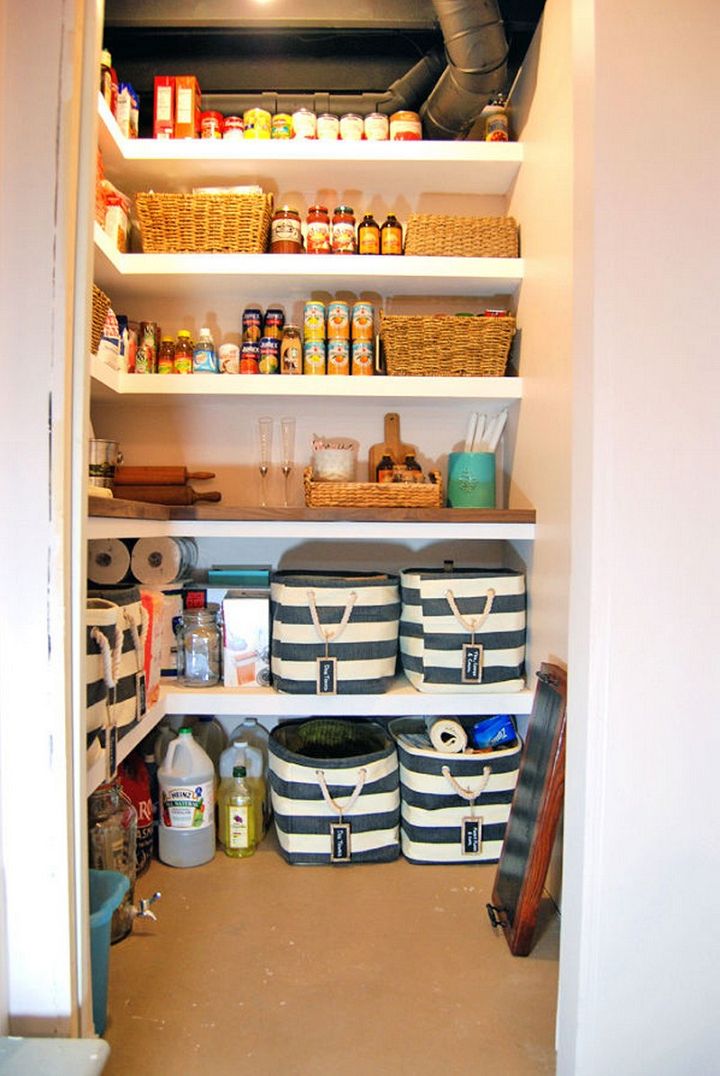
xmin=94 ymin=224 xmax=523 ymax=304
xmin=90 ymin=353 xmax=522 ymax=403
xmin=98 ymin=94 xmax=523 ymax=198
xmin=87 ymin=696 xmax=165 ymax=795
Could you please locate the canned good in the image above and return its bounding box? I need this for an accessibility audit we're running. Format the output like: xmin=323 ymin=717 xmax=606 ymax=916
xmin=223 ymin=115 xmax=244 ymax=140
xmin=219 ymin=342 xmax=240 ymax=374
xmin=351 ymin=301 xmax=374 ymax=340
xmin=200 ymin=110 xmax=223 ymax=139
xmin=136 ymin=321 xmax=159 ymax=373
xmin=271 ymin=112 xmax=293 ymax=139
xmin=316 ymin=113 xmax=339 ymax=140
xmin=351 ymin=339 xmax=374 ymax=376
xmin=263 ymin=307 xmax=285 ymax=339
xmin=339 ymin=112 xmax=364 ymax=141
xmin=303 ymin=301 xmax=326 ymax=341
xmin=331 ymin=205 xmax=356 ymax=254
xmin=270 ymin=207 xmax=303 ymax=253
xmin=364 ymin=112 xmax=389 ymax=141
xmin=240 ymin=342 xmax=260 ymax=374
xmin=390 ymin=110 xmax=422 ymax=141
xmin=243 ymin=107 xmax=271 ymax=139
xmin=242 ymin=307 xmax=263 ymax=343
xmin=327 ymin=339 xmax=350 ymax=375
xmin=306 ymin=205 xmax=331 ymax=254
xmin=292 ymin=108 xmax=316 ymax=140
xmin=303 ymin=339 xmax=326 ymax=375
xmin=259 ymin=336 xmax=280 ymax=374
xmin=327 ymin=301 xmax=350 ymax=340
xmin=280 ymin=326 xmax=302 ymax=374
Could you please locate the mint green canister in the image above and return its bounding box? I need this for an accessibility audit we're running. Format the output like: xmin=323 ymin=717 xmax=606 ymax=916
xmin=446 ymin=451 xmax=496 ymax=508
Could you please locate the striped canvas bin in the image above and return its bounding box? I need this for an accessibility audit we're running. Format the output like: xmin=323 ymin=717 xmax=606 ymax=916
xmin=269 ymin=719 xmax=400 ymax=865
xmin=399 ymin=567 xmax=526 ymax=693
xmin=87 ymin=587 xmax=147 ymax=758
xmin=270 ymin=571 xmax=400 ymax=694
xmin=390 ymin=717 xmax=522 ymax=864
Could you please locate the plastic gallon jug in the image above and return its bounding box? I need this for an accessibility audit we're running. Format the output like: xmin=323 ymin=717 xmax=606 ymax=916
xmin=193 ymin=715 xmax=227 ymax=771
xmin=219 ymin=739 xmax=265 ymax=840
xmin=158 ymin=727 xmax=215 ymax=867
xmin=228 ymin=718 xmax=270 ymax=831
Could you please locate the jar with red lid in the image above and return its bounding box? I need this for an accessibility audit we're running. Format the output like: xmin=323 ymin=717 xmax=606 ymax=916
xmin=306 ymin=205 xmax=331 ymax=254
xmin=390 ymin=110 xmax=422 ymax=140
xmin=331 ymin=205 xmax=356 ymax=255
xmin=270 ymin=207 xmax=303 ymax=254
xmin=200 ymin=111 xmax=223 ymax=139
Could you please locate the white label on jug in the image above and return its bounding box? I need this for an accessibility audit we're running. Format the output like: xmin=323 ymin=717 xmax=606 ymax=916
xmin=161 ymin=781 xmax=214 ymax=829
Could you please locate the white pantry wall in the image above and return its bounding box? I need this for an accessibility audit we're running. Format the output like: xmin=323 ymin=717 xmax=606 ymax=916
xmin=558 ymin=0 xmax=720 ymax=1072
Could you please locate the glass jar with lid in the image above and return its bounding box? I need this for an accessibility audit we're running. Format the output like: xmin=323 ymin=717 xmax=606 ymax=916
xmin=331 ymin=205 xmax=357 ymax=254
xmin=88 ymin=779 xmax=137 ymax=943
xmin=175 ymin=605 xmax=221 ymax=687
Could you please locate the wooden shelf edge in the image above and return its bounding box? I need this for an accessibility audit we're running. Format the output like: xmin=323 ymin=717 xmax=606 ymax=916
xmin=89 ymin=495 xmax=171 ymax=519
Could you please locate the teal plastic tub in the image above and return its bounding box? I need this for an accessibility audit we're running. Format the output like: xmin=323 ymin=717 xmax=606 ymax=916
xmin=89 ymin=869 xmax=129 ymax=1035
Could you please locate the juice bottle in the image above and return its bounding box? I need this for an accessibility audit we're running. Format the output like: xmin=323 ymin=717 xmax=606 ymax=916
xmin=157 ymin=337 xmax=176 ymax=375
xmin=174 ymin=330 xmax=194 ymax=374
xmin=380 ymin=213 xmax=403 ymax=255
xmin=358 ymin=213 xmax=380 ymax=255
xmin=218 ymin=766 xmax=256 ymax=858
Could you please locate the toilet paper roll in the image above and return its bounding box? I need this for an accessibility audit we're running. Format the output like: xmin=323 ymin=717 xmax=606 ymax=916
xmin=130 ymin=536 xmax=198 ymax=587
xmin=87 ymin=538 xmax=132 ymax=586
xmin=425 ymin=717 xmax=468 ymax=754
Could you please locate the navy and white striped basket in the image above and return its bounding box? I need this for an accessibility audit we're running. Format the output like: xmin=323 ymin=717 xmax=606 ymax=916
xmin=389 ymin=717 xmax=522 ymax=864
xmin=269 ymin=720 xmax=400 ymax=865
xmin=87 ymin=587 xmax=147 ymax=762
xmin=270 ymin=571 xmax=400 ymax=694
xmin=399 ymin=567 xmax=526 ymax=693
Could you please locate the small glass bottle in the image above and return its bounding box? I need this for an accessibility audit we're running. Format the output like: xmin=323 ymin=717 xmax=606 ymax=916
xmin=357 ymin=213 xmax=380 ymax=255
xmin=88 ymin=779 xmax=137 ymax=943
xmin=218 ymin=766 xmax=256 ymax=858
xmin=157 ymin=337 xmax=176 ymax=375
xmin=174 ymin=330 xmax=194 ymax=374
xmin=381 ymin=213 xmax=403 ymax=255
xmin=175 ymin=605 xmax=221 ymax=687
xmin=376 ymin=454 xmax=395 ymax=483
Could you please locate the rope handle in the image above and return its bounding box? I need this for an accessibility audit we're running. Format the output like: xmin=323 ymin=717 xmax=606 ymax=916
xmin=445 ymin=588 xmax=496 ymax=638
xmin=307 ymin=589 xmax=358 ymax=647
xmin=441 ymin=764 xmax=492 ymax=803
xmin=122 ymin=605 xmax=145 ymax=663
xmin=90 ymin=626 xmax=116 ymax=690
xmin=315 ymin=767 xmax=367 ymax=818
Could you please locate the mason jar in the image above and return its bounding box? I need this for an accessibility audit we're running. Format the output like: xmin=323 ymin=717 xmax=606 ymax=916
xmin=176 ymin=605 xmax=221 ymax=687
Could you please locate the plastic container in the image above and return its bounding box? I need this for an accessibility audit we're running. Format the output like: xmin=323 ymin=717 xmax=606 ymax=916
xmin=228 ymin=718 xmax=270 ymax=832
xmin=193 ymin=715 xmax=227 ymax=771
xmin=219 ymin=738 xmax=266 ymax=839
xmin=89 ymin=869 xmax=130 ymax=1034
xmin=158 ymin=727 xmax=216 ymax=867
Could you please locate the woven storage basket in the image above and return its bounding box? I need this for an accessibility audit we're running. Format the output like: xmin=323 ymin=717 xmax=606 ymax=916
xmin=135 ymin=192 xmax=274 ymax=253
xmin=380 ymin=313 xmax=515 ymax=377
xmin=91 ymin=284 xmax=111 ymax=353
xmin=304 ymin=467 xmax=443 ymax=508
xmin=404 ymin=214 xmax=518 ymax=258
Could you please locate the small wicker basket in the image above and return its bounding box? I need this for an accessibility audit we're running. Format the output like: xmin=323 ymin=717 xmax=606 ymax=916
xmin=380 ymin=313 xmax=515 ymax=377
xmin=91 ymin=284 xmax=111 ymax=353
xmin=404 ymin=214 xmax=518 ymax=259
xmin=303 ymin=467 xmax=443 ymax=509
xmin=135 ymin=191 xmax=274 ymax=254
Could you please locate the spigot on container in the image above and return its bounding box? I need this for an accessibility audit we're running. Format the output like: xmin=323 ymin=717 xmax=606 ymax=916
xmin=131 ymin=890 xmax=162 ymax=922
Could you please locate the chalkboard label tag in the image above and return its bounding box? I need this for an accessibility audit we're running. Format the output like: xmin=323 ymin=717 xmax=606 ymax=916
xmin=102 ymin=724 xmax=118 ymax=782
xmin=462 ymin=643 xmax=483 ymax=683
xmin=330 ymin=822 xmax=351 ymax=862
xmin=316 ymin=656 xmax=337 ymax=694
xmin=462 ymin=816 xmax=483 ymax=855
xmin=136 ymin=670 xmax=147 ymax=719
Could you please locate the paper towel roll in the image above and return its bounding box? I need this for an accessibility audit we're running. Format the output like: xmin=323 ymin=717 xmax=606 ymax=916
xmin=87 ymin=538 xmax=132 ymax=585
xmin=426 ymin=717 xmax=468 ymax=754
xmin=130 ymin=536 xmax=197 ymax=587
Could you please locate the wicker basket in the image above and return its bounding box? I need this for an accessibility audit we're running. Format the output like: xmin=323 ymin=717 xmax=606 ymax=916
xmin=404 ymin=214 xmax=518 ymax=258
xmin=135 ymin=192 xmax=274 ymax=254
xmin=304 ymin=467 xmax=443 ymax=509
xmin=91 ymin=284 xmax=111 ymax=354
xmin=380 ymin=313 xmax=515 ymax=377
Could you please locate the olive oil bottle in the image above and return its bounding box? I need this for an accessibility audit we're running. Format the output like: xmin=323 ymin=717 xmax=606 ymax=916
xmin=218 ymin=765 xmax=256 ymax=858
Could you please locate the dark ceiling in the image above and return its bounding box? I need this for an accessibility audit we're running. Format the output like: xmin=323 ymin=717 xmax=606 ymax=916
xmin=104 ymin=0 xmax=546 ymax=134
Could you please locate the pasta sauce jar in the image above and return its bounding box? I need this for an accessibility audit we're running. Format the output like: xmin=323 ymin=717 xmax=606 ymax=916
xmin=270 ymin=207 xmax=303 ymax=253
xmin=305 ymin=205 xmax=331 ymax=254
xmin=390 ymin=110 xmax=422 ymax=140
xmin=331 ymin=205 xmax=356 ymax=255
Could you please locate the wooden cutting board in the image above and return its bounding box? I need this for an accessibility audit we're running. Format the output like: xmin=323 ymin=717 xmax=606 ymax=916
xmin=368 ymin=412 xmax=417 ymax=481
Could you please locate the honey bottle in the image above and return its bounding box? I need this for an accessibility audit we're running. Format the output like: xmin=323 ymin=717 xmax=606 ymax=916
xmin=358 ymin=213 xmax=380 ymax=255
xmin=380 ymin=213 xmax=403 ymax=255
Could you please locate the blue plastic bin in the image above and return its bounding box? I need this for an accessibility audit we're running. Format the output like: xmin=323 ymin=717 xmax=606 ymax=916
xmin=89 ymin=869 xmax=129 ymax=1035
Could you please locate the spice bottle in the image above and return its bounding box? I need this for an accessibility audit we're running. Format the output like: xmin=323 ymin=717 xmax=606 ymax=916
xmin=270 ymin=207 xmax=303 ymax=253
xmin=358 ymin=214 xmax=380 ymax=255
xmin=381 ymin=213 xmax=403 ymax=255
xmin=331 ymin=206 xmax=357 ymax=255
xmin=174 ymin=330 xmax=194 ymax=374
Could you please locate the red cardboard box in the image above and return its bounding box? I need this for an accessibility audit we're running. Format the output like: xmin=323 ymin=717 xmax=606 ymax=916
xmin=153 ymin=75 xmax=175 ymax=139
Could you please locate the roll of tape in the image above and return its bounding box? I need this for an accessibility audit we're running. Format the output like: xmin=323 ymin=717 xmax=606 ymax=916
xmin=426 ymin=717 xmax=468 ymax=754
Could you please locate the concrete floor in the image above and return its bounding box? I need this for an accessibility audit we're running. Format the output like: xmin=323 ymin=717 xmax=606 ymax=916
xmin=104 ymin=835 xmax=559 ymax=1076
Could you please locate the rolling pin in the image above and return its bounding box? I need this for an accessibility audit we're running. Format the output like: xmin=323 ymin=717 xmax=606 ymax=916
xmin=113 ymin=485 xmax=222 ymax=505
xmin=114 ymin=466 xmax=216 ymax=486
